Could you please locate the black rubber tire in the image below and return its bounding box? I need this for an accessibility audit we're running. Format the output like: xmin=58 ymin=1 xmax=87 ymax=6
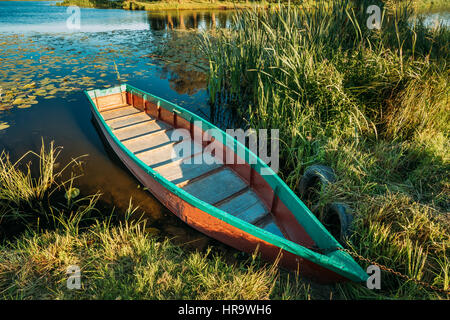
xmin=323 ymin=203 xmax=353 ymax=245
xmin=298 ymin=165 xmax=336 ymax=201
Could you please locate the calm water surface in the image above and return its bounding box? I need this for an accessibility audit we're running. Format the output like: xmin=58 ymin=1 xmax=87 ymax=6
xmin=0 ymin=1 xmax=235 ymax=247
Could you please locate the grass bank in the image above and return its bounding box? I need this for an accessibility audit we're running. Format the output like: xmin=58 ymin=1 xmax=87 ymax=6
xmin=200 ymin=0 xmax=449 ymax=299
xmin=56 ymin=0 xmax=268 ymax=11
xmin=0 ymin=222 xmax=318 ymax=299
xmin=405 ymin=0 xmax=450 ymax=11
xmin=54 ymin=0 xmax=450 ymax=11
xmin=0 ymin=143 xmax=323 ymax=299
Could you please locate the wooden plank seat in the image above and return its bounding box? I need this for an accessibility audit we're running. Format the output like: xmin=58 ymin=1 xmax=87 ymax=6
xmin=217 ymin=189 xmax=268 ymax=224
xmin=154 ymin=152 xmax=223 ymax=186
xmin=106 ymin=112 xmax=154 ymax=130
xmin=101 ymin=105 xmax=140 ymax=121
xmin=216 ymin=188 xmax=284 ymax=236
xmin=99 ymin=105 xmax=286 ymax=239
xmin=122 ymin=129 xmax=174 ymax=153
xmin=136 ymin=138 xmax=203 ymax=168
xmin=113 ymin=119 xmax=171 ymax=141
xmin=258 ymin=221 xmax=285 ymax=238
xmin=98 ymin=103 xmax=129 ymax=112
xmin=182 ymin=167 xmax=248 ymax=205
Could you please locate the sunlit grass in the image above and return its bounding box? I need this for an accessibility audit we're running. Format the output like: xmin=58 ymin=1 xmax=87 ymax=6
xmin=0 ymin=141 xmax=99 ymax=235
xmin=0 ymin=218 xmax=325 ymax=299
xmin=0 ymin=141 xmax=59 ymax=207
xmin=57 ymin=0 xmax=269 ymax=11
xmin=200 ymin=0 xmax=449 ymax=299
xmin=0 ymin=143 xmax=323 ymax=300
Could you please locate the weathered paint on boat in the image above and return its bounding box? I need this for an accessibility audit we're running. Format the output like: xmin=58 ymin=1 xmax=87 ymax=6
xmin=85 ymin=84 xmax=368 ymax=284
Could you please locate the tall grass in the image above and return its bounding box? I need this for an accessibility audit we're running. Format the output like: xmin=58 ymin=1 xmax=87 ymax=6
xmin=0 ymin=145 xmax=317 ymax=299
xmin=0 ymin=141 xmax=100 ymax=237
xmin=200 ymin=0 xmax=449 ymax=299
xmin=0 ymin=143 xmax=321 ymax=299
xmin=0 ymin=142 xmax=59 ymax=207
xmin=0 ymin=219 xmax=324 ymax=299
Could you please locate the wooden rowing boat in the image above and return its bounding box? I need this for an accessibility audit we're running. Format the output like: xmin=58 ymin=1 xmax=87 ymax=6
xmin=85 ymin=84 xmax=367 ymax=284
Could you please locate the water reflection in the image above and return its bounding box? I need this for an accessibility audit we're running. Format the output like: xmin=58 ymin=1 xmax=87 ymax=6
xmin=150 ymin=28 xmax=210 ymax=97
xmin=0 ymin=3 xmax=235 ymax=33
xmin=146 ymin=11 xmax=234 ymax=99
xmin=147 ymin=10 xmax=232 ymax=31
xmin=417 ymin=11 xmax=450 ymax=27
xmin=160 ymin=63 xmax=207 ymax=96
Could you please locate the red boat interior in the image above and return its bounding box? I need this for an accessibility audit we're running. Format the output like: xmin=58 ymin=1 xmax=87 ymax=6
xmin=92 ymin=90 xmax=317 ymax=250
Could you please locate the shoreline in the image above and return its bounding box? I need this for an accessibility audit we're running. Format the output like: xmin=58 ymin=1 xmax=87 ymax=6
xmin=55 ymin=0 xmax=269 ymax=11
xmin=2 ymin=0 xmax=449 ymax=12
xmin=55 ymin=1 xmax=450 ymax=13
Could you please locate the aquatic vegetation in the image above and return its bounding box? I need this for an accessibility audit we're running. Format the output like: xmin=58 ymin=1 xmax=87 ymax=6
xmin=0 ymin=28 xmax=212 ymax=119
xmin=0 ymin=122 xmax=9 ymax=131
xmin=201 ymin=1 xmax=450 ymax=299
xmin=151 ymin=30 xmax=209 ymax=95
xmin=0 ymin=34 xmax=139 ymax=113
xmin=0 ymin=36 xmax=100 ymax=109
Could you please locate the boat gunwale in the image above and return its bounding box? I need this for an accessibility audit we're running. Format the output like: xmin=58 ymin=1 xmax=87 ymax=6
xmin=85 ymin=84 xmax=368 ymax=283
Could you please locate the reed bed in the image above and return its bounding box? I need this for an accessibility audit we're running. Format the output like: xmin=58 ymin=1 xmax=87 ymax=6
xmin=200 ymin=0 xmax=449 ymax=299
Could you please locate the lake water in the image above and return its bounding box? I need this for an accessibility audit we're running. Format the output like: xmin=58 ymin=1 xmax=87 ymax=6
xmin=0 ymin=1 xmax=235 ymax=248
xmin=0 ymin=1 xmax=448 ymax=245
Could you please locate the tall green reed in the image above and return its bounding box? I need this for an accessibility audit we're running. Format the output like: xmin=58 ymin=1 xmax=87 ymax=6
xmin=200 ymin=0 xmax=449 ymax=298
xmin=0 ymin=141 xmax=99 ymax=236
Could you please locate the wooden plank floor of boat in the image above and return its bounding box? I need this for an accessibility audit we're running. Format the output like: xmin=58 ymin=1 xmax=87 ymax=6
xmin=99 ymin=104 xmax=285 ymax=239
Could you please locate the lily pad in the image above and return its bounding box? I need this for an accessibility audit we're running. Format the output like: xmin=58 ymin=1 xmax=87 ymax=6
xmin=0 ymin=122 xmax=10 ymax=130
xmin=12 ymin=98 xmax=24 ymax=104
xmin=23 ymin=82 xmax=36 ymax=89
xmin=65 ymin=187 xmax=80 ymax=200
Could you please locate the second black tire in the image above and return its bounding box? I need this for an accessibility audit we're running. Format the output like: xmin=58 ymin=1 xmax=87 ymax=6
xmin=298 ymin=164 xmax=336 ymax=201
